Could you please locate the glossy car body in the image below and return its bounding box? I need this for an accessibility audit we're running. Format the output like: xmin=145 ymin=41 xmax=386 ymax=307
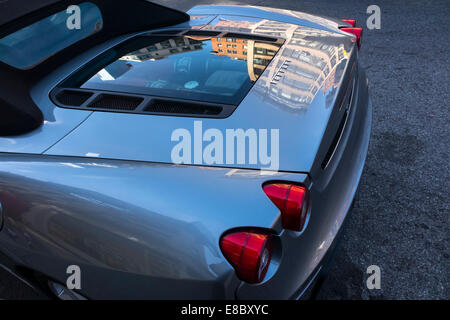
xmin=0 ymin=2 xmax=372 ymax=299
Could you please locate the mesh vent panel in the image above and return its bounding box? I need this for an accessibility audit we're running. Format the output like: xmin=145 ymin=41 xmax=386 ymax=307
xmin=55 ymin=90 xmax=93 ymax=106
xmin=89 ymin=94 xmax=143 ymax=110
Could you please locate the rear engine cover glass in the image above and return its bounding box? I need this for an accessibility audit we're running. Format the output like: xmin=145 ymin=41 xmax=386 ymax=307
xmin=63 ymin=33 xmax=283 ymax=105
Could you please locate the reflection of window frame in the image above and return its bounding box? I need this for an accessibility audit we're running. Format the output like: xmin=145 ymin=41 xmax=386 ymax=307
xmin=160 ymin=41 xmax=171 ymax=49
xmin=254 ymin=58 xmax=263 ymax=65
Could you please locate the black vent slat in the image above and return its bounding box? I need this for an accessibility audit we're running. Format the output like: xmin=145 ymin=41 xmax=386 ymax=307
xmin=223 ymin=33 xmax=277 ymax=42
xmin=89 ymin=94 xmax=143 ymax=110
xmin=184 ymin=30 xmax=221 ymax=37
xmin=145 ymin=99 xmax=222 ymax=115
xmin=55 ymin=90 xmax=93 ymax=106
xmin=52 ymin=89 xmax=234 ymax=118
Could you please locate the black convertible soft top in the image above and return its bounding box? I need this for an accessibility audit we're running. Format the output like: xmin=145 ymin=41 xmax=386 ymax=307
xmin=0 ymin=0 xmax=61 ymax=28
xmin=0 ymin=0 xmax=189 ymax=136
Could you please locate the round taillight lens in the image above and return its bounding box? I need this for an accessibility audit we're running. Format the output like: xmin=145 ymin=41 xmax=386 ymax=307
xmin=263 ymin=183 xmax=310 ymax=232
xmin=220 ymin=231 xmax=272 ymax=284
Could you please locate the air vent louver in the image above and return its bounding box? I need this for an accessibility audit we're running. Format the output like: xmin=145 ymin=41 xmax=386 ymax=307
xmin=55 ymin=90 xmax=93 ymax=106
xmin=88 ymin=94 xmax=143 ymax=110
xmin=184 ymin=30 xmax=221 ymax=37
xmin=223 ymin=33 xmax=277 ymax=42
xmin=51 ymin=89 xmax=234 ymax=118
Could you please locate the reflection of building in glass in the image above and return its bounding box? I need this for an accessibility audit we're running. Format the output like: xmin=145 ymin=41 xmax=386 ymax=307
xmin=253 ymin=20 xmax=297 ymax=38
xmin=206 ymin=17 xmax=350 ymax=111
xmin=211 ymin=37 xmax=280 ymax=81
xmin=256 ymin=23 xmax=348 ymax=110
xmin=120 ymin=37 xmax=204 ymax=62
xmin=211 ymin=37 xmax=248 ymax=60
xmin=207 ymin=17 xmax=294 ymax=38
xmin=246 ymin=6 xmax=341 ymax=31
xmin=209 ymin=17 xmax=258 ymax=33
xmin=247 ymin=41 xmax=281 ymax=81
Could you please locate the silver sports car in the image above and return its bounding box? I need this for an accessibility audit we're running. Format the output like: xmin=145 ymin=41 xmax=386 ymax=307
xmin=0 ymin=0 xmax=371 ymax=299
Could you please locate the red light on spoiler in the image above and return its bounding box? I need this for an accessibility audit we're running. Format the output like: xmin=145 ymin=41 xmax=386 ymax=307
xmin=341 ymin=19 xmax=356 ymax=27
xmin=340 ymin=27 xmax=363 ymax=50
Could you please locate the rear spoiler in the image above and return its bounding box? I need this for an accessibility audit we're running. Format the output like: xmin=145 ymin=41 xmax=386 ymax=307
xmin=0 ymin=0 xmax=189 ymax=136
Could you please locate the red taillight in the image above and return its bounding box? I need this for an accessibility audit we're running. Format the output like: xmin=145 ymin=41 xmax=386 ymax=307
xmin=340 ymin=27 xmax=363 ymax=50
xmin=220 ymin=230 xmax=272 ymax=283
xmin=341 ymin=19 xmax=356 ymax=27
xmin=263 ymin=183 xmax=310 ymax=232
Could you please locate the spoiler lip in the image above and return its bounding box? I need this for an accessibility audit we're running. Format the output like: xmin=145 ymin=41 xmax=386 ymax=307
xmin=187 ymin=5 xmax=344 ymax=33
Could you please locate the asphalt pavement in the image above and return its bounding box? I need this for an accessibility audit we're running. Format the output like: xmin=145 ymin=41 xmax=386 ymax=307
xmin=1 ymin=0 xmax=448 ymax=299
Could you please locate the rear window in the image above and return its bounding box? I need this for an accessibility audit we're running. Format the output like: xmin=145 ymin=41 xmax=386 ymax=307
xmin=61 ymin=32 xmax=283 ymax=105
xmin=0 ymin=2 xmax=103 ymax=69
